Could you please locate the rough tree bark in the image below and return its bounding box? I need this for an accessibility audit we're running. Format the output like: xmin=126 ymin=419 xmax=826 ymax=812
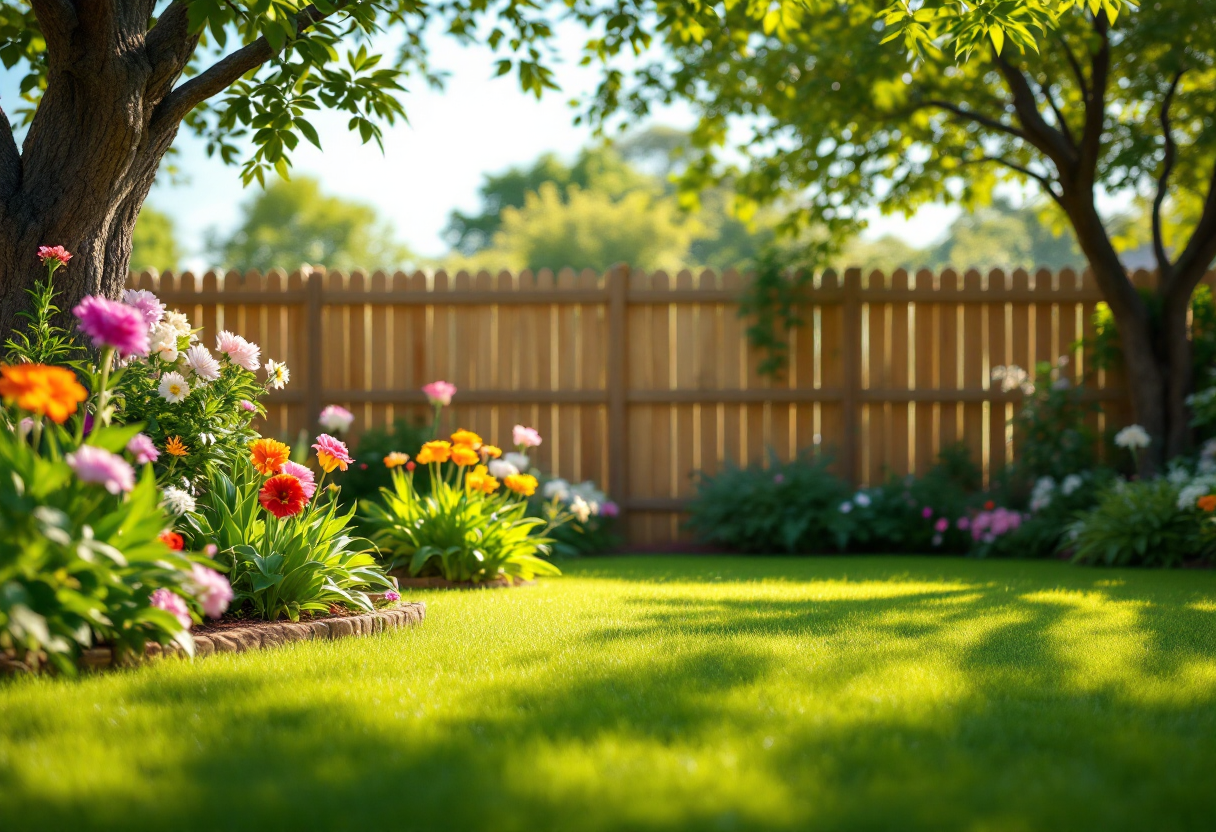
xmin=0 ymin=0 xmax=327 ymax=341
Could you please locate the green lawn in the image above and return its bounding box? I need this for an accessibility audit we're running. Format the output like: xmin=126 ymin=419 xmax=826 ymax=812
xmin=2 ymin=556 xmax=1215 ymax=831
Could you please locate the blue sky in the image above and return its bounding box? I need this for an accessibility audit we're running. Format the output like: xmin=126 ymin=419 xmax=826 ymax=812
xmin=2 ymin=25 xmax=958 ymax=270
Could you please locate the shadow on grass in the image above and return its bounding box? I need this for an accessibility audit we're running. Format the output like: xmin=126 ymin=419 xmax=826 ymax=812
xmin=4 ymin=557 xmax=1216 ymax=832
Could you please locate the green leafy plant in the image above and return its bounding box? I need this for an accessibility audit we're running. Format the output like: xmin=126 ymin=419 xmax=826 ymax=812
xmin=187 ymin=459 xmax=393 ymax=621
xmin=1069 ymin=478 xmax=1210 ymax=567
xmin=338 ymin=417 xmax=433 ymax=509
xmin=529 ymin=476 xmax=620 ymax=557
xmin=994 ymin=358 xmax=1098 ymax=485
xmin=3 ymin=253 xmax=81 ymax=367
xmin=687 ymin=451 xmax=852 ymax=553
xmin=363 ymin=460 xmax=562 ymax=584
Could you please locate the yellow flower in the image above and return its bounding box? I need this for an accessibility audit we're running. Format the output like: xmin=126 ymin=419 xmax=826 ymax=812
xmin=248 ymin=438 xmax=291 ymax=476
xmin=450 ymin=428 xmax=482 ymax=449
xmin=450 ymin=444 xmax=480 ymax=466
xmin=480 ymin=444 xmax=502 ymax=459
xmin=384 ymin=452 xmax=410 ymax=468
xmin=504 ymin=473 xmax=538 ymax=497
xmin=465 ymin=465 xmax=499 ymax=494
xmin=416 ymin=440 xmax=452 ymax=465
xmin=0 ymin=364 xmax=88 ymax=424
xmin=165 ymin=436 xmax=189 ymax=457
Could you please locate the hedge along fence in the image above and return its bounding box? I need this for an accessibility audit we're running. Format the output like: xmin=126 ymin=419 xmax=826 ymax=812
xmin=131 ymin=266 xmax=1137 ymax=546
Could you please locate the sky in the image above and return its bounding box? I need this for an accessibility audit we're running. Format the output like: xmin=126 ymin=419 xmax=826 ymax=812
xmin=0 ymin=23 xmax=960 ymax=271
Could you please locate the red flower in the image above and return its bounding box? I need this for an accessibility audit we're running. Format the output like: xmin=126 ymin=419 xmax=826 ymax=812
xmin=37 ymin=245 xmax=72 ymax=266
xmin=983 ymin=500 xmax=995 ymax=511
xmin=406 ymin=460 xmax=416 ymax=472
xmin=259 ymin=474 xmax=308 ymax=519
xmin=158 ymin=530 xmax=184 ymax=551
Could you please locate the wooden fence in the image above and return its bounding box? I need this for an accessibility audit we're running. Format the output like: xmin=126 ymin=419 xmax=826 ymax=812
xmin=131 ymin=266 xmax=1139 ymax=546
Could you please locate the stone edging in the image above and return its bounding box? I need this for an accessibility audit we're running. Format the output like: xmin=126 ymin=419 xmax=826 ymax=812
xmin=3 ymin=602 xmax=426 ymax=674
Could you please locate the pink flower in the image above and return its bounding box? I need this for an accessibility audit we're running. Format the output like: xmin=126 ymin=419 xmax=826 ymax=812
xmin=934 ymin=517 xmax=949 ymax=533
xmin=318 ymin=404 xmax=355 ymax=433
xmin=422 ymin=380 xmax=457 ymax=407
xmin=37 ymin=245 xmax=72 ymax=266
xmin=126 ymin=433 xmax=160 ymax=465
xmin=384 ymin=590 xmax=401 ymax=602
xmin=215 ymin=330 xmax=261 ymax=372
xmin=921 ymin=506 xmax=933 ymax=519
xmin=149 ymin=588 xmax=192 ymax=629
xmin=73 ymin=295 xmax=149 ymax=357
xmin=122 ymin=289 xmax=166 ymax=327
xmin=204 ymin=543 xmax=219 ymax=557
xmin=190 ymin=564 xmax=233 ymax=619
xmin=312 ymin=433 xmax=353 ymax=473
xmin=280 ymin=460 xmax=317 ymax=501
xmin=773 ymin=473 xmax=785 ymax=484
xmin=513 ymin=425 xmax=542 ymax=448
xmin=956 ymin=517 xmax=970 ymax=531
xmin=240 ymin=399 xmax=256 ymax=412
xmin=67 ymin=445 xmax=135 ymax=494
xmin=600 ymin=501 xmax=619 ymax=518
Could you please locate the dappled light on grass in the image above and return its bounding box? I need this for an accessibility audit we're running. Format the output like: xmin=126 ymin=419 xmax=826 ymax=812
xmin=1 ymin=556 xmax=1215 ymax=831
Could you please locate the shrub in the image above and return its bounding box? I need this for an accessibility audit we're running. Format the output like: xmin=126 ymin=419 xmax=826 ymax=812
xmin=993 ymin=358 xmax=1098 ymax=485
xmin=687 ymin=452 xmax=851 ymax=553
xmin=1069 ymin=478 xmax=1211 ymax=567
xmin=533 ymin=477 xmax=620 ymax=556
xmin=975 ymin=470 xmax=1113 ymax=559
xmin=362 ymin=430 xmax=563 ymax=583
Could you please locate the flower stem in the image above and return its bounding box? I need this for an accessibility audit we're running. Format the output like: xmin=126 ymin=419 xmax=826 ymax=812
xmin=93 ymin=346 xmax=115 ymax=433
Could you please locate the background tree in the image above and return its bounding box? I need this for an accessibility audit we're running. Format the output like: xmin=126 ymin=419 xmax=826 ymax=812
xmin=130 ymin=205 xmax=183 ymax=273
xmin=576 ymin=0 xmax=1216 ymax=470
xmin=212 ymin=176 xmax=415 ymax=272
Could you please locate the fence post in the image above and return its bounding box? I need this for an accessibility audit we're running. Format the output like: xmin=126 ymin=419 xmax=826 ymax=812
xmin=304 ymin=269 xmax=324 ymax=432
xmin=841 ymin=267 xmax=862 ymax=485
xmin=607 ymin=264 xmax=630 ymax=524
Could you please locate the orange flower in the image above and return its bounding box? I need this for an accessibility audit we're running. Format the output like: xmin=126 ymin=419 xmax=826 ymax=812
xmin=0 ymin=364 xmax=87 ymax=424
xmin=1198 ymin=495 xmax=1216 ymax=513
xmin=384 ymin=452 xmax=410 ymax=468
xmin=465 ymin=464 xmax=499 ymax=494
xmin=450 ymin=444 xmax=480 ymax=466
xmin=416 ymin=440 xmax=452 ymax=465
xmin=248 ymin=438 xmax=291 ymax=476
xmin=504 ymin=473 xmax=538 ymax=497
xmin=480 ymin=444 xmax=502 ymax=459
xmin=450 ymin=428 xmax=482 ymax=449
xmin=165 ymin=436 xmax=189 ymax=457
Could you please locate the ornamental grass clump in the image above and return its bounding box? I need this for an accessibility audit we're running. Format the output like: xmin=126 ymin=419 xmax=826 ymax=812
xmin=362 ymin=400 xmax=564 ymax=583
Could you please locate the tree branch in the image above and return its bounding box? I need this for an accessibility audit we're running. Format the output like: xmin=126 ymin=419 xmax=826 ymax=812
xmin=28 ymin=0 xmax=78 ymax=59
xmin=920 ymin=99 xmax=1029 ymax=142
xmin=962 ymin=154 xmax=1064 ymax=207
xmin=145 ymin=0 xmax=201 ymax=103
xmin=992 ymin=50 xmax=1076 ymax=170
xmin=1153 ymin=71 xmax=1184 ymax=285
xmin=1077 ymin=13 xmax=1111 ymax=188
xmin=1169 ymin=160 xmax=1216 ymax=300
xmin=0 ymin=102 xmax=19 ymax=201
xmin=1036 ymin=69 xmax=1076 ymax=151
xmin=1056 ymin=35 xmax=1089 ymax=102
xmin=151 ymin=2 xmax=349 ymax=132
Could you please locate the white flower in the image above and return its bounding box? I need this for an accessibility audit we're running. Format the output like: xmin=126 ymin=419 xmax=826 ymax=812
xmin=1114 ymin=425 xmax=1151 ymax=450
xmin=1061 ymin=474 xmax=1084 ymax=496
xmin=543 ymin=477 xmax=570 ymax=501
xmin=1167 ymin=464 xmax=1192 ymax=486
xmin=839 ymin=501 xmax=853 ymax=514
xmin=854 ymin=492 xmax=872 ymax=508
xmin=991 ymin=364 xmax=1029 ymax=394
xmin=503 ymin=452 xmax=530 ymax=472
xmin=148 ymin=322 xmax=180 ymax=362
xmin=198 ymin=432 xmax=217 ymax=446
xmin=489 ymin=459 xmax=520 ymax=480
xmin=1177 ymin=478 xmax=1216 ymax=511
xmin=570 ymin=495 xmax=594 ymax=524
xmin=570 ymin=481 xmax=607 ymax=505
xmin=1051 ymin=377 xmax=1071 ymax=391
xmin=165 ymin=310 xmax=193 ymax=338
xmin=161 ymin=486 xmax=196 ymax=516
xmin=265 ymin=359 xmax=291 ymax=390
xmin=184 ymin=344 xmax=221 ymax=382
xmin=1029 ymin=477 xmax=1055 ymax=513
xmin=157 ymin=371 xmax=190 ymax=403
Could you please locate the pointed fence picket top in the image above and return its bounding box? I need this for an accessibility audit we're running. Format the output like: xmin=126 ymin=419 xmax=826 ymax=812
xmin=133 ymin=265 xmax=1207 ymax=546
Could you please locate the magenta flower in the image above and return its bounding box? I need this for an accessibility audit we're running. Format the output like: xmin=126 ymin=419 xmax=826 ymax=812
xmin=318 ymin=404 xmax=355 ymax=433
xmin=384 ymin=590 xmax=401 ymax=603
xmin=190 ymin=564 xmax=234 ymax=619
xmin=280 ymin=460 xmax=317 ymax=501
xmin=73 ymin=295 xmax=149 ymax=357
xmin=149 ymin=588 xmax=192 ymax=629
xmin=121 ymin=289 xmax=166 ymax=327
xmin=600 ymin=501 xmax=620 ymax=518
xmin=126 ymin=433 xmax=160 ymax=465
xmin=422 ymin=380 xmax=457 ymax=406
xmin=204 ymin=543 xmax=219 ymax=557
xmin=773 ymin=473 xmax=785 ymax=484
xmin=240 ymin=400 xmax=257 ymax=412
xmin=934 ymin=517 xmax=949 ymax=533
xmin=956 ymin=517 xmax=970 ymax=531
xmin=37 ymin=245 xmax=72 ymax=266
xmin=67 ymin=445 xmax=135 ymax=494
xmin=921 ymin=506 xmax=933 ymax=519
xmin=513 ymin=424 xmax=542 ymax=448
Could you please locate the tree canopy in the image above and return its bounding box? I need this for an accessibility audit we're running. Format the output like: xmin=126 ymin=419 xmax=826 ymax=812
xmin=130 ymin=205 xmax=183 ymax=273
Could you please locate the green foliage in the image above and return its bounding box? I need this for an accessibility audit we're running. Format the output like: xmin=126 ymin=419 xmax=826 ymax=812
xmin=0 ymin=423 xmax=196 ymax=673
xmin=362 ymin=467 xmax=561 ymax=583
xmin=686 ymin=452 xmax=851 ymax=553
xmin=187 ymin=460 xmax=392 ymax=621
xmin=338 ymin=417 xmax=434 ymax=510
xmin=1069 ymin=478 xmax=1209 ymax=566
xmin=980 ymin=470 xmax=1114 ymax=558
xmin=1005 ymin=359 xmax=1098 ymax=482
xmin=130 ymin=206 xmax=182 ymax=273
xmin=210 ymin=176 xmax=416 ymax=271
xmin=3 ymin=258 xmax=81 ymax=366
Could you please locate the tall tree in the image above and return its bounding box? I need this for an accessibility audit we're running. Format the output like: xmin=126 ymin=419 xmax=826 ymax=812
xmin=213 ymin=176 xmax=414 ymax=271
xmin=577 ymin=0 xmax=1215 ymax=471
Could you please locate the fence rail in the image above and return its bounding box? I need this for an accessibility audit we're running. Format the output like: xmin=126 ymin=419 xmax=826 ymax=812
xmin=129 ymin=265 xmax=1148 ymax=546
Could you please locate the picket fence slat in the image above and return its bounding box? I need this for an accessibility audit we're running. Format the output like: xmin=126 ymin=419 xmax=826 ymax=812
xmin=129 ymin=265 xmax=1161 ymax=547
